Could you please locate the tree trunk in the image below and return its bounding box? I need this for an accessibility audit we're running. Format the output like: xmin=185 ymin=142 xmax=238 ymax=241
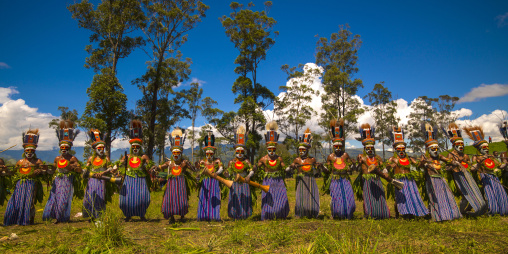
xmin=191 ymin=119 xmax=195 ymax=163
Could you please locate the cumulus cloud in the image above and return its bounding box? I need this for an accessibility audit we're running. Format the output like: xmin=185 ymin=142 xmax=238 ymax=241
xmin=0 ymin=62 xmax=11 ymax=69
xmin=458 ymin=83 xmax=508 ymax=103
xmin=496 ymin=12 xmax=508 ymax=27
xmin=456 ymin=109 xmax=508 ymax=143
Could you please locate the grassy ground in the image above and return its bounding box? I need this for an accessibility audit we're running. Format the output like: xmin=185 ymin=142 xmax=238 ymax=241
xmin=1 ymin=176 xmax=508 ymax=254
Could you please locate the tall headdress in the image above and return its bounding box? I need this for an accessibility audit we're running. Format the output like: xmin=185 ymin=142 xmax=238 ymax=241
xmin=499 ymin=121 xmax=508 ymax=140
xmin=234 ymin=126 xmax=247 ymax=149
xmin=56 ymin=120 xmax=79 ymax=147
xmin=265 ymin=121 xmax=279 ymax=148
xmin=422 ymin=122 xmax=438 ymax=148
xmin=298 ymin=128 xmax=312 ymax=148
xmin=88 ymin=129 xmax=106 ymax=148
xmin=23 ymin=128 xmax=39 ymax=149
xmin=329 ymin=119 xmax=345 ymax=144
xmin=463 ymin=125 xmax=486 ymax=148
xmin=389 ymin=126 xmax=406 ymax=147
xmin=169 ymin=128 xmax=185 ymax=151
xmin=128 ymin=120 xmax=143 ymax=145
xmin=442 ymin=122 xmax=463 ymax=145
xmin=358 ymin=123 xmax=375 ymax=146
xmin=203 ymin=130 xmax=216 ymax=152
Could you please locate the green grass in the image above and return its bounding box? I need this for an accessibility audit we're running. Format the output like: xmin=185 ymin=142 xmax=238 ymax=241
xmin=1 ymin=176 xmax=508 ymax=253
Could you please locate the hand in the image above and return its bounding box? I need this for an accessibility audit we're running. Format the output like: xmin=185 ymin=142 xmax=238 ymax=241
xmin=150 ymin=165 xmax=158 ymax=172
xmin=244 ymin=176 xmax=251 ymax=183
xmin=96 ymin=172 xmax=105 ymax=178
xmin=33 ymin=168 xmax=42 ymax=175
xmin=285 ymin=166 xmax=292 ymax=172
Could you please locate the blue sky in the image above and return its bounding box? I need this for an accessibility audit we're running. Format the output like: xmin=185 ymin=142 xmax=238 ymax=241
xmin=1 ymin=0 xmax=508 ymax=150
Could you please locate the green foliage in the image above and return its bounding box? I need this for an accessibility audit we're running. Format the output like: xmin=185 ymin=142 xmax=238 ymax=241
xmin=48 ymin=107 xmax=80 ymax=130
xmin=86 ymin=208 xmax=131 ymax=249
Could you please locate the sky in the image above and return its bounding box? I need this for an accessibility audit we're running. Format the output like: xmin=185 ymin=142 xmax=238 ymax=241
xmin=1 ymin=0 xmax=508 ymax=152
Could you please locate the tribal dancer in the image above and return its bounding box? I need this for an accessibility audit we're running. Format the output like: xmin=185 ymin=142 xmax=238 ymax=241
xmin=82 ymin=129 xmax=114 ymax=220
xmin=355 ymin=123 xmax=403 ymax=219
xmin=443 ymin=123 xmax=487 ymax=216
xmin=257 ymin=122 xmax=289 ymax=220
xmin=197 ymin=130 xmax=224 ymax=221
xmin=385 ymin=126 xmax=428 ymax=218
xmin=419 ymin=123 xmax=461 ymax=222
xmin=323 ymin=119 xmax=355 ymax=219
xmin=288 ymin=128 xmax=320 ymax=219
xmin=157 ymin=128 xmax=193 ymax=223
xmin=119 ymin=120 xmax=151 ymax=221
xmin=227 ymin=126 xmax=254 ymax=220
xmin=466 ymin=125 xmax=508 ymax=215
xmin=4 ymin=129 xmax=44 ymax=226
xmin=43 ymin=121 xmax=82 ymax=224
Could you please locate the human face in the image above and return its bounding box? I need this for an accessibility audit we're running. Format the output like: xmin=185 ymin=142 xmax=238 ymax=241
xmin=131 ymin=144 xmax=140 ymax=155
xmin=365 ymin=145 xmax=375 ymax=156
xmin=24 ymin=148 xmax=35 ymax=159
xmin=172 ymin=149 xmax=181 ymax=161
xmin=480 ymin=143 xmax=489 ymax=155
xmin=454 ymin=141 xmax=464 ymax=153
xmin=60 ymin=145 xmax=70 ymax=155
xmin=96 ymin=145 xmax=105 ymax=157
xmin=235 ymin=148 xmax=245 ymax=159
xmin=267 ymin=147 xmax=276 ymax=157
xmin=299 ymin=147 xmax=308 ymax=157
xmin=333 ymin=143 xmax=342 ymax=153
xmin=428 ymin=145 xmax=439 ymax=157
xmin=395 ymin=145 xmax=406 ymax=158
xmin=206 ymin=150 xmax=214 ymax=161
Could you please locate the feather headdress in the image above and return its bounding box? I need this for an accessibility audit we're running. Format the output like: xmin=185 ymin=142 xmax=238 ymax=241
xmin=56 ymin=120 xmax=80 ymax=146
xmin=23 ymin=128 xmax=39 ymax=148
xmin=442 ymin=122 xmax=463 ymax=144
xmin=169 ymin=127 xmax=185 ymax=151
xmin=499 ymin=121 xmax=508 ymax=140
xmin=298 ymin=128 xmax=312 ymax=148
xmin=389 ymin=126 xmax=406 ymax=147
xmin=88 ymin=129 xmax=106 ymax=148
xmin=422 ymin=122 xmax=438 ymax=147
xmin=265 ymin=121 xmax=279 ymax=148
xmin=235 ymin=126 xmax=247 ymax=148
xmin=203 ymin=130 xmax=216 ymax=151
xmin=330 ymin=118 xmax=345 ymax=144
xmin=358 ymin=123 xmax=375 ymax=146
xmin=463 ymin=125 xmax=486 ymax=148
xmin=129 ymin=120 xmax=143 ymax=145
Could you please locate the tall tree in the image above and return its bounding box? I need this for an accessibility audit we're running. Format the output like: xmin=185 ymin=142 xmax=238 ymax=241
xmin=220 ymin=1 xmax=277 ymax=161
xmin=135 ymin=0 xmax=208 ymax=159
xmin=316 ymin=24 xmax=364 ymax=137
xmin=365 ymin=82 xmax=400 ymax=159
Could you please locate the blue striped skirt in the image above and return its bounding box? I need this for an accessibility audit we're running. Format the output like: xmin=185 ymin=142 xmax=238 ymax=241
xmin=363 ymin=177 xmax=390 ymax=219
xmin=330 ymin=177 xmax=355 ymax=219
xmin=295 ymin=175 xmax=320 ymax=218
xmin=82 ymin=178 xmax=106 ymax=219
xmin=162 ymin=175 xmax=188 ymax=218
xmin=394 ymin=177 xmax=429 ymax=217
xmin=119 ymin=176 xmax=150 ymax=218
xmin=453 ymin=171 xmax=487 ymax=216
xmin=261 ymin=177 xmax=289 ymax=220
xmin=4 ymin=180 xmax=36 ymax=226
xmin=197 ymin=177 xmax=221 ymax=221
xmin=43 ymin=175 xmax=74 ymax=222
xmin=425 ymin=175 xmax=462 ymax=222
xmin=228 ymin=181 xmax=252 ymax=219
xmin=481 ymin=173 xmax=508 ymax=215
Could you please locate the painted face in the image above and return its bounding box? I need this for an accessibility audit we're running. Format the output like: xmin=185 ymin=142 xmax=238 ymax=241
xmin=60 ymin=144 xmax=70 ymax=155
xmin=131 ymin=144 xmax=140 ymax=155
xmin=172 ymin=149 xmax=181 ymax=161
xmin=428 ymin=145 xmax=439 ymax=157
xmin=24 ymin=148 xmax=35 ymax=159
xmin=365 ymin=145 xmax=375 ymax=156
xmin=333 ymin=142 xmax=342 ymax=153
xmin=267 ymin=147 xmax=276 ymax=157
xmin=395 ymin=145 xmax=406 ymax=158
xmin=235 ymin=148 xmax=245 ymax=159
xmin=453 ymin=141 xmax=464 ymax=153
xmin=206 ymin=150 xmax=214 ymax=161
xmin=96 ymin=145 xmax=105 ymax=157
xmin=480 ymin=143 xmax=489 ymax=155
xmin=299 ymin=147 xmax=308 ymax=157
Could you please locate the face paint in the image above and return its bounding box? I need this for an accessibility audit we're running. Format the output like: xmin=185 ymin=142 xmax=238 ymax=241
xmin=206 ymin=151 xmax=214 ymax=161
xmin=235 ymin=148 xmax=245 ymax=159
xmin=96 ymin=146 xmax=105 ymax=156
xmin=299 ymin=147 xmax=308 ymax=157
xmin=428 ymin=145 xmax=439 ymax=157
xmin=172 ymin=150 xmax=181 ymax=161
xmin=454 ymin=141 xmax=464 ymax=153
xmin=267 ymin=147 xmax=276 ymax=157
xmin=60 ymin=145 xmax=70 ymax=155
xmin=480 ymin=144 xmax=489 ymax=155
xmin=333 ymin=143 xmax=342 ymax=153
xmin=365 ymin=146 xmax=375 ymax=156
xmin=25 ymin=148 xmax=35 ymax=159
xmin=396 ymin=146 xmax=406 ymax=158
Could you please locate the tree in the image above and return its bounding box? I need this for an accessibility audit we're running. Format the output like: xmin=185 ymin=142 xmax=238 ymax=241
xmin=406 ymin=96 xmax=438 ymax=154
xmin=316 ymin=24 xmax=364 ymax=137
xmin=275 ymin=63 xmax=319 ymax=141
xmin=220 ymin=1 xmax=277 ymax=162
xmin=365 ymin=82 xmax=400 ymax=159
xmin=135 ymin=0 xmax=208 ymax=159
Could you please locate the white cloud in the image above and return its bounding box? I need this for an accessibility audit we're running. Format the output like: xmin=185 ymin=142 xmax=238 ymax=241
xmin=456 ymin=109 xmax=508 ymax=143
xmin=496 ymin=12 xmax=508 ymax=27
xmin=458 ymin=83 xmax=508 ymax=103
xmin=0 ymin=62 xmax=11 ymax=69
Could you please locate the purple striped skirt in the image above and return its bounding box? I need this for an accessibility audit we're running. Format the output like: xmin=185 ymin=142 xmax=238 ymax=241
xmin=330 ymin=177 xmax=355 ymax=219
xmin=43 ymin=175 xmax=74 ymax=222
xmin=394 ymin=177 xmax=429 ymax=217
xmin=162 ymin=175 xmax=188 ymax=218
xmin=4 ymin=180 xmax=36 ymax=226
xmin=363 ymin=177 xmax=390 ymax=219
xmin=119 ymin=175 xmax=150 ymax=218
xmin=261 ymin=177 xmax=289 ymax=220
xmin=197 ymin=177 xmax=221 ymax=221
xmin=295 ymin=175 xmax=320 ymax=218
xmin=228 ymin=181 xmax=252 ymax=219
xmin=425 ymin=175 xmax=462 ymax=222
xmin=481 ymin=173 xmax=508 ymax=215
xmin=82 ymin=178 xmax=106 ymax=219
xmin=453 ymin=171 xmax=487 ymax=216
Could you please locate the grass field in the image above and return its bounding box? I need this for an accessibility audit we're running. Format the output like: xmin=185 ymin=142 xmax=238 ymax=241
xmin=1 ymin=175 xmax=508 ymax=254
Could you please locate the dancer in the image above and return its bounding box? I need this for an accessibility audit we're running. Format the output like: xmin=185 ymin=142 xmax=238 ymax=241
xmin=197 ymin=130 xmax=223 ymax=221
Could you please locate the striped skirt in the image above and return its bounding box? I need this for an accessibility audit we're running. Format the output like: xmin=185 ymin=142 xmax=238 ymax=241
xmin=228 ymin=181 xmax=252 ymax=219
xmin=4 ymin=180 xmax=36 ymax=226
xmin=82 ymin=178 xmax=106 ymax=219
xmin=261 ymin=177 xmax=289 ymax=220
xmin=162 ymin=175 xmax=188 ymax=218
xmin=363 ymin=177 xmax=390 ymax=219
xmin=197 ymin=178 xmax=221 ymax=221
xmin=394 ymin=177 xmax=428 ymax=217
xmin=453 ymin=171 xmax=487 ymax=216
xmin=330 ymin=177 xmax=355 ymax=219
xmin=119 ymin=176 xmax=150 ymax=218
xmin=425 ymin=176 xmax=462 ymax=222
xmin=295 ymin=175 xmax=320 ymax=218
xmin=481 ymin=173 xmax=508 ymax=215
xmin=43 ymin=175 xmax=74 ymax=222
